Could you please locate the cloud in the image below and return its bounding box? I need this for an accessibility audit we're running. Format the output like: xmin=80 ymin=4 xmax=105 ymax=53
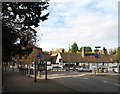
xmin=35 ymin=0 xmax=118 ymax=51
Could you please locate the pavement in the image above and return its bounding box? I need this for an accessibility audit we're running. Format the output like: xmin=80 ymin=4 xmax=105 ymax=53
xmin=2 ymin=68 xmax=77 ymax=93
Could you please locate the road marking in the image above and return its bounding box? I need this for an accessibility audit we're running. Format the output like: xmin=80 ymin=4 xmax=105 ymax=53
xmin=83 ymin=77 xmax=88 ymax=80
xmin=114 ymin=84 xmax=120 ymax=86
xmin=103 ymin=81 xmax=107 ymax=83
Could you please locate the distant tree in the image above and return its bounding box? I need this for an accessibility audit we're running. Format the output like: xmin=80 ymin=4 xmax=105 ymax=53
xmin=2 ymin=2 xmax=49 ymax=62
xmin=55 ymin=48 xmax=65 ymax=53
xmin=68 ymin=48 xmax=72 ymax=53
xmin=70 ymin=43 xmax=79 ymax=53
xmin=116 ymin=47 xmax=120 ymax=62
xmin=102 ymin=47 xmax=108 ymax=55
xmin=55 ymin=48 xmax=61 ymax=53
xmin=109 ymin=48 xmax=116 ymax=55
xmin=43 ymin=51 xmax=50 ymax=54
xmin=25 ymin=47 xmax=38 ymax=64
xmin=79 ymin=46 xmax=92 ymax=52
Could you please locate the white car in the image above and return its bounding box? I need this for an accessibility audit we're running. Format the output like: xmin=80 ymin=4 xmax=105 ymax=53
xmin=112 ymin=66 xmax=119 ymax=73
xmin=76 ymin=67 xmax=91 ymax=72
xmin=47 ymin=65 xmax=53 ymax=71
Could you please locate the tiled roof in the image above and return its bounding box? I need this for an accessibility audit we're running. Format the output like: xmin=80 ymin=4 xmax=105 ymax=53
xmin=85 ymin=54 xmax=113 ymax=63
xmin=41 ymin=54 xmax=57 ymax=62
xmin=110 ymin=54 xmax=118 ymax=61
xmin=60 ymin=53 xmax=113 ymax=63
xmin=60 ymin=53 xmax=83 ymax=62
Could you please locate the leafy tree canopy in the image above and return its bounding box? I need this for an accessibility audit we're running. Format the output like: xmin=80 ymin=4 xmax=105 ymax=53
xmin=79 ymin=46 xmax=92 ymax=52
xmin=2 ymin=2 xmax=49 ymax=62
xmin=69 ymin=42 xmax=79 ymax=53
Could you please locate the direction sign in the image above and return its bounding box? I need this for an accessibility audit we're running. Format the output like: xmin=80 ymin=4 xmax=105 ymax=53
xmin=36 ymin=53 xmax=42 ymax=59
xmin=95 ymin=54 xmax=99 ymax=59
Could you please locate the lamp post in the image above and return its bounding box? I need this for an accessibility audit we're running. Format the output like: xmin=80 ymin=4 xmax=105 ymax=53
xmin=94 ymin=46 xmax=101 ymax=74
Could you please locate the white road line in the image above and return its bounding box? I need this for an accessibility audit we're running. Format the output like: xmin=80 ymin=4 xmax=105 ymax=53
xmin=103 ymin=81 xmax=120 ymax=87
xmin=114 ymin=84 xmax=120 ymax=86
xmin=83 ymin=78 xmax=88 ymax=80
xmin=103 ymin=81 xmax=107 ymax=83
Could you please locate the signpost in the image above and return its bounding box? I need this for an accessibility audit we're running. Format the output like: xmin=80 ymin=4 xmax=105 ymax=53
xmin=94 ymin=46 xmax=101 ymax=74
xmin=34 ymin=51 xmax=42 ymax=82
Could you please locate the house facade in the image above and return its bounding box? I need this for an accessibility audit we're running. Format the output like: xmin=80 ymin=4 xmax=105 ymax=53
xmin=56 ymin=48 xmax=119 ymax=72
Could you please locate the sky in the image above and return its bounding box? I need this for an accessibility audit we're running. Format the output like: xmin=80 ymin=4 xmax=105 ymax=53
xmin=34 ymin=0 xmax=118 ymax=52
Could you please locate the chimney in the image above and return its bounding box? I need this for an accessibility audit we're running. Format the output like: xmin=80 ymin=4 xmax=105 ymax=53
xmin=82 ymin=47 xmax=85 ymax=57
xmin=62 ymin=49 xmax=65 ymax=53
xmin=103 ymin=47 xmax=108 ymax=55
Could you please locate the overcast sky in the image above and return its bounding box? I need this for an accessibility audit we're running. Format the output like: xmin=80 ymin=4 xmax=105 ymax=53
xmin=34 ymin=0 xmax=118 ymax=51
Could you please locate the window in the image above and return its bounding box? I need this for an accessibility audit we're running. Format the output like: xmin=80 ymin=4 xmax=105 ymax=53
xmin=59 ymin=59 xmax=62 ymax=62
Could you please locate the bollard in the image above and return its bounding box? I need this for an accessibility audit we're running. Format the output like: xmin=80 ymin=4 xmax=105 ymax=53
xmin=37 ymin=71 xmax=40 ymax=78
xmin=45 ymin=61 xmax=47 ymax=80
xmin=96 ymin=69 xmax=99 ymax=74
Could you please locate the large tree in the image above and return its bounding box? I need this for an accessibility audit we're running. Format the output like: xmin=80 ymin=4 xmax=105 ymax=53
xmin=2 ymin=2 xmax=49 ymax=62
xmin=69 ymin=42 xmax=79 ymax=53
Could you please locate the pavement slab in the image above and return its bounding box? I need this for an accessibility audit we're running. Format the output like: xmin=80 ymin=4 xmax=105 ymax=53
xmin=2 ymin=70 xmax=77 ymax=93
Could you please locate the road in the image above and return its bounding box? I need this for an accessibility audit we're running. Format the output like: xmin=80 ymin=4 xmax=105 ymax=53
xmin=3 ymin=67 xmax=119 ymax=93
xmin=46 ymin=71 xmax=119 ymax=92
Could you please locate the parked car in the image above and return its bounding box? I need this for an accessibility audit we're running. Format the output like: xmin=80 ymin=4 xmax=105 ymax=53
xmin=76 ymin=66 xmax=81 ymax=71
xmin=52 ymin=66 xmax=62 ymax=71
xmin=70 ymin=66 xmax=76 ymax=71
xmin=76 ymin=67 xmax=91 ymax=72
xmin=47 ymin=65 xmax=53 ymax=71
xmin=112 ymin=66 xmax=119 ymax=73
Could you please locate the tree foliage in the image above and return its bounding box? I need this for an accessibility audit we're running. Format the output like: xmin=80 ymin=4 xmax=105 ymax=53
xmin=70 ymin=43 xmax=79 ymax=53
xmin=109 ymin=48 xmax=116 ymax=55
xmin=25 ymin=47 xmax=38 ymax=64
xmin=79 ymin=46 xmax=92 ymax=52
xmin=2 ymin=2 xmax=49 ymax=62
xmin=116 ymin=47 xmax=120 ymax=62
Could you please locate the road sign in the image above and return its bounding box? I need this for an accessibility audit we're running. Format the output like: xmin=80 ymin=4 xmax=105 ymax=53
xmin=95 ymin=54 xmax=99 ymax=59
xmin=36 ymin=53 xmax=42 ymax=59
